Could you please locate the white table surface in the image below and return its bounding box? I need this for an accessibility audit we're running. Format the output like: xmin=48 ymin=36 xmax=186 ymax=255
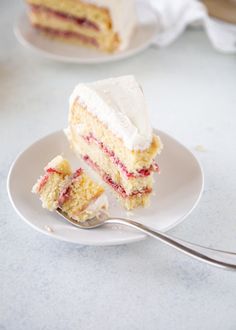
xmin=1 ymin=1 xmax=236 ymax=329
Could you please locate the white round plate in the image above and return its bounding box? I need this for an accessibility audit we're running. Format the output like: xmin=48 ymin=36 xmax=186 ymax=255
xmin=14 ymin=2 xmax=159 ymax=64
xmin=7 ymin=130 xmax=204 ymax=246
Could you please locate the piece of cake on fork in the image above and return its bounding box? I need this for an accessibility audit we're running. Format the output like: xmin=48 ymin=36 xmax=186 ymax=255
xmin=66 ymin=75 xmax=163 ymax=210
xmin=32 ymin=155 xmax=108 ymax=221
xmin=26 ymin=0 xmax=137 ymax=52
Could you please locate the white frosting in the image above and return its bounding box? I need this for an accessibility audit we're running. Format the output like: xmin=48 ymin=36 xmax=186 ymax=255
xmin=84 ymin=0 xmax=137 ymax=50
xmin=45 ymin=155 xmax=64 ymax=171
xmin=69 ymin=75 xmax=153 ymax=151
xmin=85 ymin=194 xmax=109 ymax=218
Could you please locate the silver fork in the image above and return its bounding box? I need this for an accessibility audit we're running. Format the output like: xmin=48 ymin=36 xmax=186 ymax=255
xmin=57 ymin=209 xmax=236 ymax=271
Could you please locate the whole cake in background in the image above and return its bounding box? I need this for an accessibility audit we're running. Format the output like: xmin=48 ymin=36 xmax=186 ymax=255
xmin=32 ymin=155 xmax=108 ymax=222
xmin=66 ymin=75 xmax=163 ymax=210
xmin=26 ymin=0 xmax=137 ymax=52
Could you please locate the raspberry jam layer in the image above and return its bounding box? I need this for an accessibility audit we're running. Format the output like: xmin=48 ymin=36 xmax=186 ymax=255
xmin=30 ymin=4 xmax=100 ymax=31
xmin=58 ymin=168 xmax=83 ymax=207
xmin=38 ymin=167 xmax=63 ymax=192
xmin=38 ymin=174 xmax=49 ymax=192
xmin=46 ymin=168 xmax=63 ymax=175
xmin=33 ymin=24 xmax=99 ymax=47
xmin=58 ymin=186 xmax=71 ymax=207
xmin=72 ymin=168 xmax=83 ymax=180
xmin=83 ymin=155 xmax=152 ymax=198
xmin=82 ymin=133 xmax=160 ymax=179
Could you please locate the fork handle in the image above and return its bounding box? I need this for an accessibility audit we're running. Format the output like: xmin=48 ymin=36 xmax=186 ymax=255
xmin=106 ymin=218 xmax=236 ymax=270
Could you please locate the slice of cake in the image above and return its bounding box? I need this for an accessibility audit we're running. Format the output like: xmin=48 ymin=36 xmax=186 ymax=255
xmin=66 ymin=75 xmax=163 ymax=210
xmin=32 ymin=155 xmax=107 ymax=221
xmin=26 ymin=0 xmax=137 ymax=52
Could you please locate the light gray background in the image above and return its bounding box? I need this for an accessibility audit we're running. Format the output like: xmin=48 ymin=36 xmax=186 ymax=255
xmin=1 ymin=1 xmax=236 ymax=329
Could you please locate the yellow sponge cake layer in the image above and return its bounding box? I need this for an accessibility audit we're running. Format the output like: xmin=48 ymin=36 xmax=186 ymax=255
xmin=69 ymin=102 xmax=162 ymax=172
xmin=26 ymin=0 xmax=136 ymax=52
xmin=81 ymin=153 xmax=152 ymax=210
xmin=68 ymin=131 xmax=153 ymax=195
xmin=118 ymin=192 xmax=151 ymax=210
xmin=59 ymin=170 xmax=104 ymax=221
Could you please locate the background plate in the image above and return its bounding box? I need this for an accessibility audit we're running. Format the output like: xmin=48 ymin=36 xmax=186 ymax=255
xmin=7 ymin=130 xmax=204 ymax=246
xmin=14 ymin=2 xmax=159 ymax=64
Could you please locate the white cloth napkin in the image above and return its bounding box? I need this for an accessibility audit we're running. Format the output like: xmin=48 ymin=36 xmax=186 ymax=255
xmin=149 ymin=0 xmax=236 ymax=54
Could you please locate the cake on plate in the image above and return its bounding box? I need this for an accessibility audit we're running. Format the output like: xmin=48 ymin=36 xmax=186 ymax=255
xmin=32 ymin=155 xmax=108 ymax=221
xmin=26 ymin=0 xmax=137 ymax=52
xmin=66 ymin=75 xmax=163 ymax=210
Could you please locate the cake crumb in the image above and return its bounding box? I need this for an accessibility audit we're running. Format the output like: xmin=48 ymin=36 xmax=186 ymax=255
xmin=195 ymin=145 xmax=207 ymax=152
xmin=101 ymin=203 xmax=108 ymax=211
xmin=44 ymin=225 xmax=54 ymax=233
xmin=126 ymin=211 xmax=134 ymax=217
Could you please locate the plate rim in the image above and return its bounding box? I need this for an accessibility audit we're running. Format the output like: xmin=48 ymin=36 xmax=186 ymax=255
xmin=7 ymin=129 xmax=204 ymax=246
xmin=13 ymin=4 xmax=159 ymax=64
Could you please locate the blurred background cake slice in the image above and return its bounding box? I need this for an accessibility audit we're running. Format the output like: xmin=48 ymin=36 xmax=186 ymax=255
xmin=32 ymin=155 xmax=107 ymax=221
xmin=66 ymin=75 xmax=163 ymax=210
xmin=26 ymin=0 xmax=137 ymax=52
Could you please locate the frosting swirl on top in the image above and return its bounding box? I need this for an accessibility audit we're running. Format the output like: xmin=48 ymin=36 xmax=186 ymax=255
xmin=69 ymin=75 xmax=153 ymax=151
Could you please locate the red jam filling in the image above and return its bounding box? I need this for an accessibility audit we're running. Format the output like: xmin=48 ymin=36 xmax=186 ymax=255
xmin=30 ymin=4 xmax=100 ymax=31
xmin=57 ymin=169 xmax=83 ymax=207
xmin=46 ymin=167 xmax=63 ymax=175
xmin=58 ymin=186 xmax=71 ymax=207
xmin=38 ymin=168 xmax=63 ymax=192
xmin=72 ymin=168 xmax=83 ymax=179
xmin=33 ymin=24 xmax=99 ymax=47
xmin=82 ymin=133 xmax=160 ymax=178
xmin=83 ymin=155 xmax=152 ymax=198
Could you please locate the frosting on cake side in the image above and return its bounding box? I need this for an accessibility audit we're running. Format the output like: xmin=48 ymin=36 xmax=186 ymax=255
xmin=84 ymin=0 xmax=137 ymax=50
